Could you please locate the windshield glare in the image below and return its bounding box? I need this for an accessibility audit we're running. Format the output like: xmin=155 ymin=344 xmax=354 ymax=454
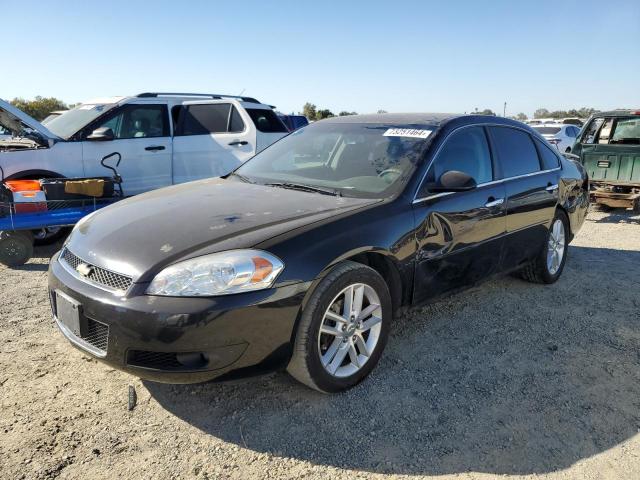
xmin=45 ymin=103 xmax=116 ymax=139
xmin=236 ymin=122 xmax=432 ymax=198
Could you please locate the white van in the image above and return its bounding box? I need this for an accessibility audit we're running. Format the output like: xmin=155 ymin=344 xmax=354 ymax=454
xmin=0 ymin=93 xmax=289 ymax=195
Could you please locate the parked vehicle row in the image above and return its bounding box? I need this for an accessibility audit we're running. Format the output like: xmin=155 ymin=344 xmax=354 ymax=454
xmin=48 ymin=113 xmax=589 ymax=393
xmin=531 ymin=123 xmax=581 ymax=153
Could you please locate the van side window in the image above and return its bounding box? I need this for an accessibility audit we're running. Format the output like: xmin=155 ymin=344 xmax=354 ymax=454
xmin=176 ymin=104 xmax=231 ymax=136
xmin=534 ymin=138 xmax=560 ymax=169
xmin=489 ymin=126 xmax=541 ymax=178
xmin=419 ymin=126 xmax=493 ymax=195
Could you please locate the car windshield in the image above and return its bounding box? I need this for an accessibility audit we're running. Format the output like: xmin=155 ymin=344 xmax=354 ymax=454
xmin=534 ymin=126 xmax=562 ymax=135
xmin=45 ymin=103 xmax=117 ymax=139
xmin=235 ymin=122 xmax=433 ymax=198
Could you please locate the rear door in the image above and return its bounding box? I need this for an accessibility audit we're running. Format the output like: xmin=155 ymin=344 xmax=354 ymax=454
xmin=81 ymin=103 xmax=172 ymax=195
xmin=412 ymin=125 xmax=507 ymax=304
xmin=488 ymin=126 xmax=560 ymax=271
xmin=172 ymin=101 xmax=254 ymax=184
xmin=579 ymin=116 xmax=640 ymax=185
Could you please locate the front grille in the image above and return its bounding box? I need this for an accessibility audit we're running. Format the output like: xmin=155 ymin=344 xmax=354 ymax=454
xmin=61 ymin=248 xmax=133 ymax=292
xmin=128 ymin=350 xmax=183 ymax=370
xmin=83 ymin=318 xmax=109 ymax=352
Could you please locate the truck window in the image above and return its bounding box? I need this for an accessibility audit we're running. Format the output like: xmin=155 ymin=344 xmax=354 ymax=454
xmin=610 ymin=118 xmax=640 ymax=145
xmin=581 ymin=118 xmax=604 ymax=144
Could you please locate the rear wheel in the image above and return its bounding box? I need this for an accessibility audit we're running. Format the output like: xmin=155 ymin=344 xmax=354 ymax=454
xmin=0 ymin=231 xmax=34 ymax=267
xmin=287 ymin=261 xmax=392 ymax=393
xmin=519 ymin=210 xmax=569 ymax=284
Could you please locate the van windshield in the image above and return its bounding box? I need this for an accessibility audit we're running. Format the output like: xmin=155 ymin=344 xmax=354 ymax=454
xmin=46 ymin=104 xmax=117 ymax=139
xmin=235 ymin=122 xmax=433 ymax=198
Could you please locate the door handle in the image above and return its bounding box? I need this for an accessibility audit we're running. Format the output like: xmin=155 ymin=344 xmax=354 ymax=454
xmin=228 ymin=140 xmax=248 ymax=146
xmin=145 ymin=145 xmax=165 ymax=151
xmin=485 ymin=197 xmax=504 ymax=208
xmin=546 ymin=183 xmax=559 ymax=192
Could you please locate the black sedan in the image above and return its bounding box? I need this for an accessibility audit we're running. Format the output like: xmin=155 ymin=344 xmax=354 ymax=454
xmin=48 ymin=114 xmax=589 ymax=393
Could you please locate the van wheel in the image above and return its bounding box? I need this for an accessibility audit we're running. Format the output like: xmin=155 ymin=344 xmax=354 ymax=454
xmin=0 ymin=231 xmax=34 ymax=267
xmin=287 ymin=261 xmax=392 ymax=393
xmin=519 ymin=211 xmax=569 ymax=284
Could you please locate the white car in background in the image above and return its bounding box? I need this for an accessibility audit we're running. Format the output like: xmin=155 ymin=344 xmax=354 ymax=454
xmin=531 ymin=123 xmax=581 ymax=153
xmin=0 ymin=92 xmax=288 ymax=194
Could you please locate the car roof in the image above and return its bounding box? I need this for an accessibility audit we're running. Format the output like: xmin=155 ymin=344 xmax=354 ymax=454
xmin=320 ymin=113 xmax=530 ymax=130
xmin=590 ymin=109 xmax=640 ymax=117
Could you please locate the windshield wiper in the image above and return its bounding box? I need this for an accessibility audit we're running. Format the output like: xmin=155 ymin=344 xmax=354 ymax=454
xmin=227 ymin=171 xmax=254 ymax=183
xmin=265 ymin=182 xmax=341 ymax=197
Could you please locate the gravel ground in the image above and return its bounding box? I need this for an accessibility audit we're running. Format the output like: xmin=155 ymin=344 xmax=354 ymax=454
xmin=1 ymin=208 xmax=639 ymax=480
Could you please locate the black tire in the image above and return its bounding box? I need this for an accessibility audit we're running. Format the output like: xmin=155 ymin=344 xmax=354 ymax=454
xmin=33 ymin=227 xmax=71 ymax=246
xmin=519 ymin=210 xmax=569 ymax=284
xmin=287 ymin=261 xmax=392 ymax=393
xmin=0 ymin=231 xmax=34 ymax=267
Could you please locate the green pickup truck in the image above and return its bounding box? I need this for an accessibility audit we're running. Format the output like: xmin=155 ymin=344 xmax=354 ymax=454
xmin=572 ymin=110 xmax=640 ymax=211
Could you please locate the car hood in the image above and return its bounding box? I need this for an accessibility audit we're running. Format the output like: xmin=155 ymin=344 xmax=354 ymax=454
xmin=0 ymin=98 xmax=60 ymax=145
xmin=66 ymin=177 xmax=379 ymax=280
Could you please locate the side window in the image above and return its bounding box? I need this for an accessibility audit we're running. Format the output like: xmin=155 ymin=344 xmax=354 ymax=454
xmin=229 ymin=106 xmax=245 ymax=133
xmin=420 ymin=126 xmax=493 ymax=195
xmin=176 ymin=104 xmax=232 ymax=136
xmin=489 ymin=127 xmax=541 ymax=178
xmin=246 ymin=108 xmax=288 ymax=133
xmin=534 ymin=138 xmax=560 ymax=169
xmin=566 ymin=127 xmax=575 ymax=138
xmin=598 ymin=118 xmax=615 ymax=144
xmin=94 ymin=104 xmax=168 ymax=139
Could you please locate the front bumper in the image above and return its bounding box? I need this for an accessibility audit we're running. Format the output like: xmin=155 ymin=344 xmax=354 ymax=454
xmin=48 ymin=252 xmax=309 ymax=383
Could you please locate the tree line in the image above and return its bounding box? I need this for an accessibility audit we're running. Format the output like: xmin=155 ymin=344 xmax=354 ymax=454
xmin=9 ymin=96 xmax=75 ymax=121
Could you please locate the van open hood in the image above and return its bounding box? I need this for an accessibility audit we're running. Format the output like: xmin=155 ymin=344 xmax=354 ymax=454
xmin=0 ymin=98 xmax=61 ymax=147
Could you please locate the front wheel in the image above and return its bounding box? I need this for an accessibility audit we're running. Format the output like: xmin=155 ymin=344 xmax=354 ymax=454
xmin=519 ymin=210 xmax=569 ymax=284
xmin=0 ymin=231 xmax=34 ymax=267
xmin=287 ymin=261 xmax=392 ymax=393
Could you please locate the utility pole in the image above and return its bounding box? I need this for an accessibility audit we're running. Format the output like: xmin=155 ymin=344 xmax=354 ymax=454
xmin=503 ymin=102 xmax=507 ymax=117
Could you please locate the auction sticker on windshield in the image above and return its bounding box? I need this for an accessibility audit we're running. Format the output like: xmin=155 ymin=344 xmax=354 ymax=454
xmin=383 ymin=128 xmax=432 ymax=139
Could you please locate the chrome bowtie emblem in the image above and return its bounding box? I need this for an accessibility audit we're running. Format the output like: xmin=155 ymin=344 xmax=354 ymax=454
xmin=76 ymin=263 xmax=93 ymax=277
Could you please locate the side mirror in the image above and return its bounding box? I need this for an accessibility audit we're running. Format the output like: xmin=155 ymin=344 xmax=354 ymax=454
xmin=87 ymin=127 xmax=114 ymax=141
xmin=431 ymin=170 xmax=477 ymax=192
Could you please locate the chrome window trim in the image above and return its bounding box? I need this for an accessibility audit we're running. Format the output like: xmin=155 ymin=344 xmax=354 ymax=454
xmin=58 ymin=250 xmax=131 ymax=296
xmin=413 ymin=167 xmax=561 ymax=204
xmin=412 ymin=121 xmax=561 ymax=204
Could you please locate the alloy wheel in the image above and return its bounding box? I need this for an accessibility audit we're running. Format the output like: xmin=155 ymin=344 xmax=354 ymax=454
xmin=547 ymin=219 xmax=565 ymax=275
xmin=317 ymin=283 xmax=382 ymax=378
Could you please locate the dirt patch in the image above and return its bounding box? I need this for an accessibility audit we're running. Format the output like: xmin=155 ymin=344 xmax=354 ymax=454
xmin=1 ymin=209 xmax=639 ymax=480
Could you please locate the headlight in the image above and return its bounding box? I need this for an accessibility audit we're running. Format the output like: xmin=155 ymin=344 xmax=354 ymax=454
xmin=146 ymin=249 xmax=284 ymax=297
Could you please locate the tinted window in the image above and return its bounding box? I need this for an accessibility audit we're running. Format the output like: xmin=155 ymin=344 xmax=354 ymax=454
xmin=421 ymin=126 xmax=493 ymax=194
xmin=229 ymin=106 xmax=245 ymax=133
xmin=533 ymin=126 xmax=561 ymax=135
xmin=490 ymin=127 xmax=541 ymax=178
xmin=246 ymin=109 xmax=288 ymax=133
xmin=92 ymin=104 xmax=168 ymax=139
xmin=534 ymin=138 xmax=560 ymax=169
xmin=177 ymin=104 xmax=231 ymax=135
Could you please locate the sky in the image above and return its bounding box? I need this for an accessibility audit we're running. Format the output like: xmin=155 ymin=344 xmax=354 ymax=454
xmin=1 ymin=0 xmax=639 ymax=117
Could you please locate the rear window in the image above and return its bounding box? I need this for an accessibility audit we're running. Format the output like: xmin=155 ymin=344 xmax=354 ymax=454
xmin=610 ymin=118 xmax=640 ymax=144
xmin=246 ymin=109 xmax=288 ymax=133
xmin=533 ymin=126 xmax=561 ymax=135
xmin=489 ymin=126 xmax=541 ymax=178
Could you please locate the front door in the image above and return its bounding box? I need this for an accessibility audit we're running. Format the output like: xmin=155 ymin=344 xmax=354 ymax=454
xmin=81 ymin=103 xmax=172 ymax=196
xmin=413 ymin=125 xmax=507 ymax=305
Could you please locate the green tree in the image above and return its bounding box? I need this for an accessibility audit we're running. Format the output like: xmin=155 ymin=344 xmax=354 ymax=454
xmin=516 ymin=112 xmax=528 ymax=121
xmin=10 ymin=96 xmax=68 ymax=121
xmin=377 ymin=109 xmax=388 ymax=114
xmin=477 ymin=109 xmax=496 ymax=116
xmin=339 ymin=111 xmax=357 ymax=116
xmin=316 ymin=109 xmax=335 ymax=120
xmin=302 ymin=102 xmax=317 ymax=121
xmin=534 ymin=108 xmax=551 ymax=119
